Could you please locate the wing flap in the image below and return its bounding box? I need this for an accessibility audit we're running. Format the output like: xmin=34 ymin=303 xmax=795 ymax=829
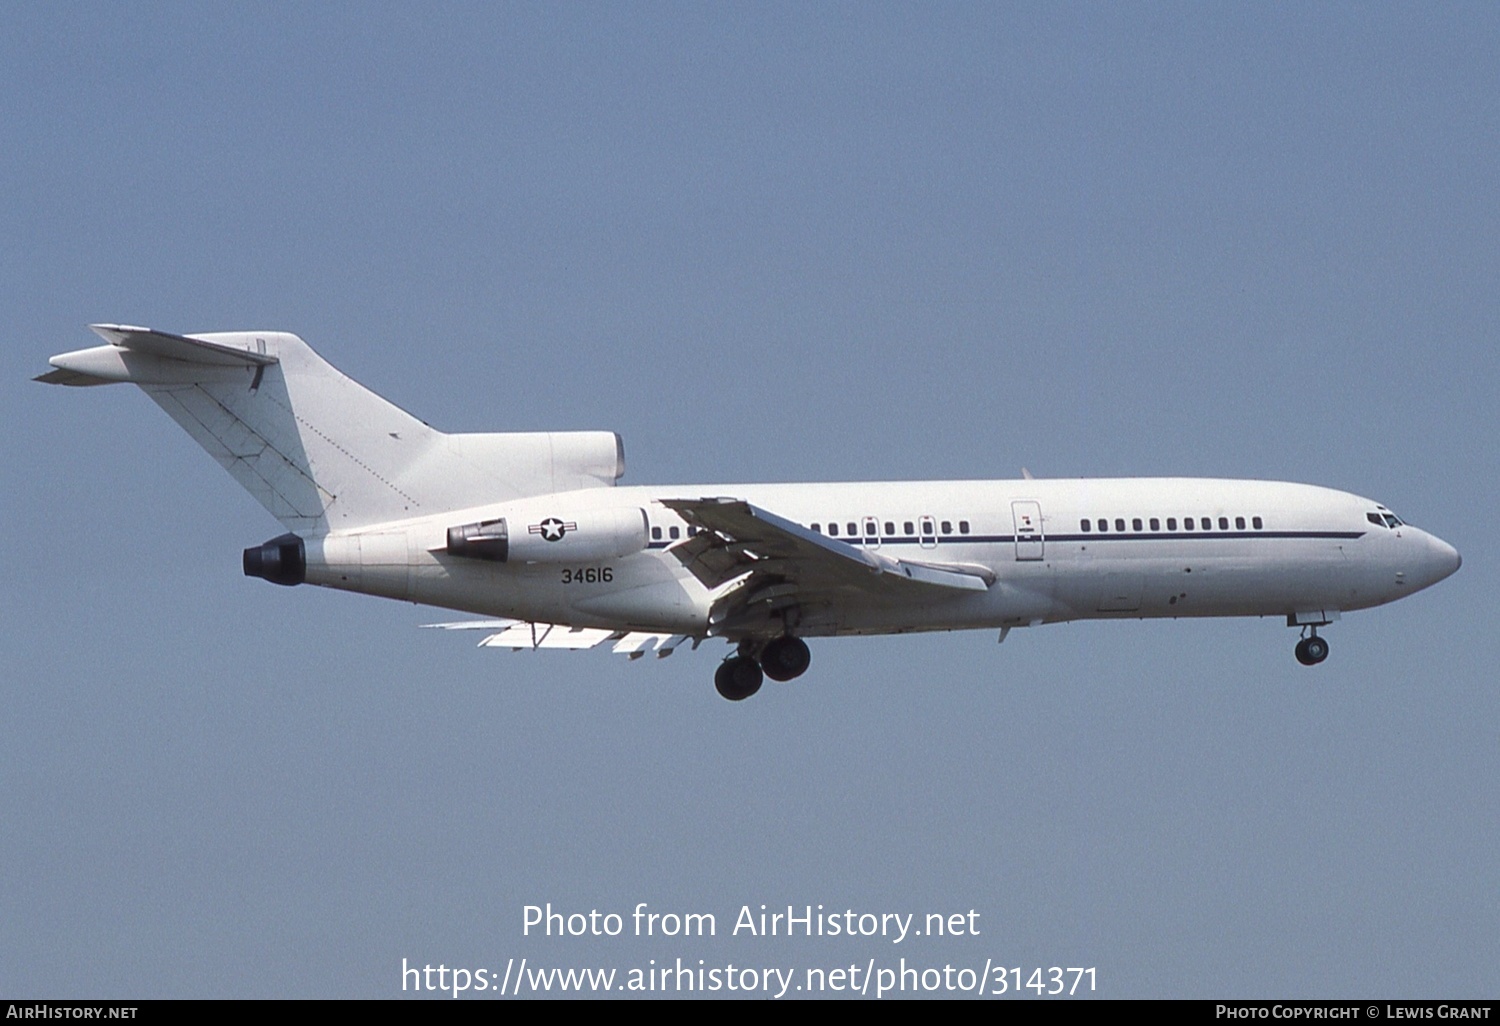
xmin=475 ymin=623 xmax=620 ymax=650
xmin=425 ymin=620 xmax=697 ymax=659
xmin=890 ymin=558 xmax=992 ymax=591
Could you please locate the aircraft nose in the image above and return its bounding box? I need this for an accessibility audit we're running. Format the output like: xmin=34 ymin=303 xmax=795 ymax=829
xmin=1421 ymin=533 xmax=1462 ymax=587
xmin=1439 ymin=537 xmax=1461 ymax=576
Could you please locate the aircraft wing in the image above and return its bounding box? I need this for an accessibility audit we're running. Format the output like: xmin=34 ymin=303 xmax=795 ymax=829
xmin=660 ymin=497 xmax=992 ymax=636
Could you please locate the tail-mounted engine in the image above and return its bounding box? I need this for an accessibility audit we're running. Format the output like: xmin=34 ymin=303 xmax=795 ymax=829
xmin=446 ymin=507 xmax=648 ymax=564
xmin=243 ymin=533 xmax=306 ymax=586
xmin=446 ymin=519 xmax=510 ymax=561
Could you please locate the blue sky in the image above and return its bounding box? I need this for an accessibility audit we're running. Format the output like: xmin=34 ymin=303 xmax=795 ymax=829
xmin=3 ymin=3 xmax=1496 ymax=998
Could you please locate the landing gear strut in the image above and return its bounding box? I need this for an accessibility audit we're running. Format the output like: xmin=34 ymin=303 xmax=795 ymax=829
xmin=1295 ymin=628 xmax=1330 ymax=666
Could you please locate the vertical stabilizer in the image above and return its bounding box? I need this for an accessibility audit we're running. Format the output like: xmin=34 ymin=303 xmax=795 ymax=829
xmin=40 ymin=326 xmax=624 ymax=532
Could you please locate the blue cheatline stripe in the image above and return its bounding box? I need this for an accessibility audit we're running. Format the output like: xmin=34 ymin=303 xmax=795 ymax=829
xmin=645 ymin=530 xmax=1365 ymax=550
xmin=1042 ymin=530 xmax=1364 ymax=543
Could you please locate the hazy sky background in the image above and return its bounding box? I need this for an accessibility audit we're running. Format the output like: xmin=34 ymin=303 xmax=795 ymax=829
xmin=3 ymin=3 xmax=1496 ymax=999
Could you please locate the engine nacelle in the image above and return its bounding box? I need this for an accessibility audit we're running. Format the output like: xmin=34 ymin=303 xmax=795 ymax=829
xmin=446 ymin=506 xmax=648 ymax=564
xmin=446 ymin=519 xmax=510 ymax=561
xmin=243 ymin=533 xmax=307 ymax=586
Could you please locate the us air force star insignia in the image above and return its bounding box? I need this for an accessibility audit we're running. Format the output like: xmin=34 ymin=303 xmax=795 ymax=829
xmin=530 ymin=517 xmax=576 ymax=542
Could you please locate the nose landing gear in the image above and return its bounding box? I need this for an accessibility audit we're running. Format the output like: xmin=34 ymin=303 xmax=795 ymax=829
xmin=1294 ymin=629 xmax=1330 ymax=666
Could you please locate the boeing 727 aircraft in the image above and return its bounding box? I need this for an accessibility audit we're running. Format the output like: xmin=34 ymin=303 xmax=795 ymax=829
xmin=38 ymin=325 xmax=1461 ymax=700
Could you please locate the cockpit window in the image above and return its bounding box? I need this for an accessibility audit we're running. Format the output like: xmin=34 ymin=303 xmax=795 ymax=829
xmin=1367 ymin=513 xmax=1384 ymax=528
xmin=1384 ymin=514 xmax=1401 ymax=528
xmin=1368 ymin=512 xmax=1404 ymax=529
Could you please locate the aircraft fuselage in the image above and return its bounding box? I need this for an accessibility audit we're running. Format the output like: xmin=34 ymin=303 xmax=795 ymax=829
xmin=296 ymin=477 xmax=1460 ymax=639
xmin=43 ymin=326 xmax=1461 ymax=698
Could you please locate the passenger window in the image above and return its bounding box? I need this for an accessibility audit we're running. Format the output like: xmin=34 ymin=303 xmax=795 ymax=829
xmin=1252 ymin=516 xmax=1262 ymax=529
xmin=1184 ymin=518 xmax=1195 ymax=530
xmin=1150 ymin=518 xmax=1160 ymax=531
xmin=1115 ymin=518 xmax=1125 ymax=532
xmin=865 ymin=522 xmax=877 ymax=537
xmin=940 ymin=521 xmax=952 ymax=534
xmin=651 ymin=526 xmax=662 ymax=540
xmin=847 ymin=522 xmax=857 ymax=536
xmin=1167 ymin=518 xmax=1177 ymax=531
xmin=828 ymin=523 xmax=838 ymax=536
xmin=1081 ymin=519 xmax=1091 ymax=532
xmin=1236 ymin=516 xmax=1245 ymax=530
xmin=1132 ymin=518 xmax=1143 ymax=532
xmin=959 ymin=520 xmax=970 ymax=534
xmin=1218 ymin=517 xmax=1228 ymax=530
xmin=904 ymin=521 xmax=914 ymax=535
xmin=884 ymin=521 xmax=895 ymax=535
xmin=1097 ymin=519 xmax=1108 ymax=532
xmin=669 ymin=526 xmax=680 ymax=540
xmin=810 ymin=523 xmax=820 ymax=534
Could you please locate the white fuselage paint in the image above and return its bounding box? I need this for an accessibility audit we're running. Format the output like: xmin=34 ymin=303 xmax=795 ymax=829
xmin=299 ymin=477 xmax=1461 ymax=640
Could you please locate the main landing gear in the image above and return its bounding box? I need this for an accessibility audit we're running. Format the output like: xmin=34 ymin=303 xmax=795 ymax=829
xmin=1295 ymin=628 xmax=1330 ymax=666
xmin=761 ymin=635 xmax=812 ymax=681
xmin=714 ymin=636 xmax=812 ymax=701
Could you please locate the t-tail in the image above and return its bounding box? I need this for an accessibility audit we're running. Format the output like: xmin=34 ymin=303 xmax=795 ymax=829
xmin=38 ymin=325 xmax=624 ymax=579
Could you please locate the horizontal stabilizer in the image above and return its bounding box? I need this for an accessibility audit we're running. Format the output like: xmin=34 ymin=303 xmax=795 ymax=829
xmin=39 ymin=325 xmax=278 ymax=388
xmin=33 ymin=367 xmax=113 ymax=387
xmin=88 ymin=324 xmax=279 ymax=367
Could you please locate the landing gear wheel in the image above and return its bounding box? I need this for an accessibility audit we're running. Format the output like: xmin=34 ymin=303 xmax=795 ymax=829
xmin=1295 ymin=635 xmax=1330 ymax=666
xmin=761 ymin=636 xmax=812 ymax=681
xmin=714 ymin=656 xmax=764 ymax=701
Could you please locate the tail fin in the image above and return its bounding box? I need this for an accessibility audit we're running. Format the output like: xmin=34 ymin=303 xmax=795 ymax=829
xmin=39 ymin=325 xmax=624 ymax=532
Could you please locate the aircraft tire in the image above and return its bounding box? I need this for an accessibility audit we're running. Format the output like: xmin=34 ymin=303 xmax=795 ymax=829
xmin=715 ymin=656 xmax=764 ymax=701
xmin=761 ymin=636 xmax=811 ymax=681
xmin=1295 ymin=636 xmax=1330 ymax=666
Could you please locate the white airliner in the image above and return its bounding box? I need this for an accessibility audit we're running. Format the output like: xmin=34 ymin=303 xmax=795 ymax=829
xmin=39 ymin=325 xmax=1461 ymax=700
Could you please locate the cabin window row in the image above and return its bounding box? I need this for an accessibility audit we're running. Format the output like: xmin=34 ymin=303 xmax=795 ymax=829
xmin=1078 ymin=515 xmax=1264 ymax=533
xmin=811 ymin=520 xmax=972 ymax=538
xmin=649 ymin=519 xmax=975 ymax=542
xmin=651 ymin=524 xmax=707 ymax=541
